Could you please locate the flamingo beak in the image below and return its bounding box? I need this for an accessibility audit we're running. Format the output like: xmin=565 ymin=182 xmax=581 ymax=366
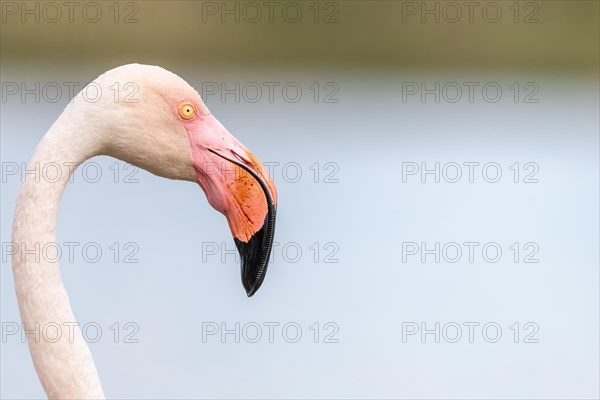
xmin=185 ymin=115 xmax=278 ymax=296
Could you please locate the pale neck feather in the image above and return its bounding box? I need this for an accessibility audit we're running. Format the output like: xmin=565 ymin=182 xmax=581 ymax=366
xmin=12 ymin=114 xmax=105 ymax=399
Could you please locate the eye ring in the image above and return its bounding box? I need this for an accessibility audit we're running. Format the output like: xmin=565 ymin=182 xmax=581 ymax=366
xmin=178 ymin=102 xmax=196 ymax=120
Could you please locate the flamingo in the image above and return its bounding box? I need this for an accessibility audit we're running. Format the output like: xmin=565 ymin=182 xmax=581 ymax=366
xmin=11 ymin=64 xmax=278 ymax=399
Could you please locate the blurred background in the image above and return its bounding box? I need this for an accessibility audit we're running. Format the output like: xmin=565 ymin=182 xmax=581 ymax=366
xmin=1 ymin=1 xmax=598 ymax=71
xmin=1 ymin=1 xmax=599 ymax=399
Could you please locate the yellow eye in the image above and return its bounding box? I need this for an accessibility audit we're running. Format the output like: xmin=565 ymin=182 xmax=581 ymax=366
xmin=178 ymin=102 xmax=196 ymax=120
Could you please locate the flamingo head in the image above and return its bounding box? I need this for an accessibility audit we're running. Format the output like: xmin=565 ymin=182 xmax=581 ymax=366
xmin=81 ymin=64 xmax=277 ymax=296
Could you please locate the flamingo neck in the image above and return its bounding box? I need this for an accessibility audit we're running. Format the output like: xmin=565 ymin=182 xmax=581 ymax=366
xmin=12 ymin=115 xmax=105 ymax=399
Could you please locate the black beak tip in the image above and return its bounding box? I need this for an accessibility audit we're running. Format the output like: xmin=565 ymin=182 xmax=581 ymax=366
xmin=244 ymin=283 xmax=258 ymax=297
xmin=235 ymin=214 xmax=274 ymax=298
xmin=241 ymin=258 xmax=267 ymax=297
